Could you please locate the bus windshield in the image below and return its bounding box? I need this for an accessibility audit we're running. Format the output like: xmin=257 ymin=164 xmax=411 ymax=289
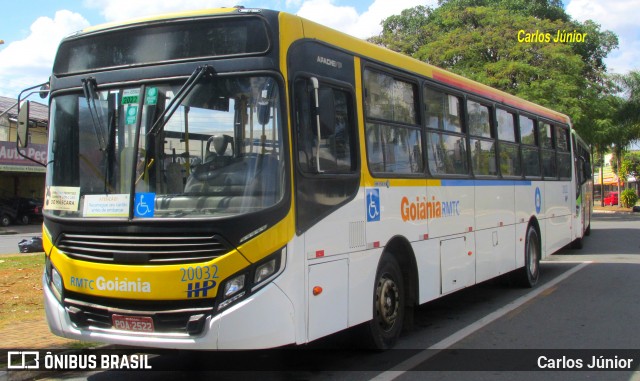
xmin=45 ymin=75 xmax=285 ymax=220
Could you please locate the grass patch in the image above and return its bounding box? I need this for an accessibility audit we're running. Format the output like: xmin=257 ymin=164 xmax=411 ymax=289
xmin=0 ymin=253 xmax=46 ymax=330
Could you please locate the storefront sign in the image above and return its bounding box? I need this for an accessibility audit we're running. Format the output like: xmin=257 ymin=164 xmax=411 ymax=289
xmin=0 ymin=141 xmax=47 ymax=173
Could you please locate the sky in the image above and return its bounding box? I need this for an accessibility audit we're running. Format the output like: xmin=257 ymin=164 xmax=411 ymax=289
xmin=0 ymin=0 xmax=638 ymax=99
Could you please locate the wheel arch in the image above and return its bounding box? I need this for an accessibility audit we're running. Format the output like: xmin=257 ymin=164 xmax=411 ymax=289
xmin=528 ymin=216 xmax=542 ymax=248
xmin=381 ymin=235 xmax=419 ymax=307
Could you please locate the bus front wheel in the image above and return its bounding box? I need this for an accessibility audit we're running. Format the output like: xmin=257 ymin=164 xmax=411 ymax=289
xmin=363 ymin=254 xmax=405 ymax=350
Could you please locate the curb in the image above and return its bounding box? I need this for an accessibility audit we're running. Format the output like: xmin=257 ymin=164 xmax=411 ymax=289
xmin=593 ymin=210 xmax=634 ymax=215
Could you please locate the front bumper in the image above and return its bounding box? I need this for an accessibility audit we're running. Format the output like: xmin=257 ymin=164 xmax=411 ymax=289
xmin=43 ymin=273 xmax=296 ymax=350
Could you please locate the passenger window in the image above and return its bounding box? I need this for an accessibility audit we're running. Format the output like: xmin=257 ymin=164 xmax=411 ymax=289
xmin=364 ymin=69 xmax=422 ymax=175
xmin=556 ymin=126 xmax=571 ymax=179
xmin=467 ymin=100 xmax=491 ymax=138
xmin=555 ymin=125 xmax=569 ymax=151
xmin=424 ymin=85 xmax=468 ymax=176
xmin=499 ymin=143 xmax=521 ymax=177
xmin=467 ymin=100 xmax=496 ymax=176
xmin=519 ymin=116 xmax=536 ymax=146
xmin=541 ymin=150 xmax=557 ymax=178
xmin=519 ymin=115 xmax=540 ymax=178
xmin=424 ymin=86 xmax=463 ymax=133
xmin=364 ymin=70 xmax=418 ymax=125
xmin=522 ymin=146 xmax=541 ymax=177
xmin=366 ymin=124 xmax=423 ymax=174
xmin=539 ymin=122 xmax=553 ymax=149
xmin=426 ymin=132 xmax=468 ymax=175
xmin=496 ymin=108 xmax=516 ymax=142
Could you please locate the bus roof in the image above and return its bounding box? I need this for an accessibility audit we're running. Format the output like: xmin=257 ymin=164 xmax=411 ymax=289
xmin=74 ymin=7 xmax=570 ymax=126
xmin=291 ymin=14 xmax=571 ymax=125
xmin=81 ymin=7 xmax=241 ymax=34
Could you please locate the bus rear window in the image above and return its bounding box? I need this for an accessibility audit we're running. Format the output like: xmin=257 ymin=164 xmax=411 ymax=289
xmin=54 ymin=17 xmax=270 ymax=75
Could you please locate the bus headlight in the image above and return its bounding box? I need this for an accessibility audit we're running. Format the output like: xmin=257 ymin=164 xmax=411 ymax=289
xmin=251 ymin=247 xmax=285 ymax=291
xmin=46 ymin=257 xmax=64 ymax=302
xmin=217 ymin=247 xmax=286 ymax=311
xmin=224 ymin=274 xmax=246 ymax=298
xmin=254 ymin=259 xmax=277 ymax=284
xmin=52 ymin=268 xmax=63 ymax=295
xmin=218 ymin=274 xmax=247 ymax=311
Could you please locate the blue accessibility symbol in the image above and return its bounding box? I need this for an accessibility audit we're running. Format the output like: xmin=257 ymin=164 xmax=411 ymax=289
xmin=366 ymin=189 xmax=380 ymax=222
xmin=535 ymin=187 xmax=542 ymax=214
xmin=134 ymin=192 xmax=155 ymax=218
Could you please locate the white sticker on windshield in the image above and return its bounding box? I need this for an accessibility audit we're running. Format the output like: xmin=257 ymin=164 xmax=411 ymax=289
xmin=83 ymin=194 xmax=130 ymax=217
xmin=44 ymin=186 xmax=81 ymax=211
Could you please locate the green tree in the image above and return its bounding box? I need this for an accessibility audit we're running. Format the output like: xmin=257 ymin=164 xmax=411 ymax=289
xmin=614 ymin=70 xmax=640 ymax=128
xmin=369 ymin=0 xmax=619 ymax=145
xmin=609 ymin=70 xmax=640 ymax=204
xmin=620 ymin=152 xmax=640 ymax=188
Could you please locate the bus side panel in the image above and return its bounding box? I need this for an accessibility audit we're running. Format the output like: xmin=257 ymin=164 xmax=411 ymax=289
xmin=428 ymin=183 xmax=475 ymax=294
xmin=544 ymin=181 xmax=572 ymax=256
xmin=515 ymin=181 xmax=543 ymax=262
xmin=427 ymin=182 xmax=474 ymax=239
xmin=414 ymin=239 xmax=441 ymax=305
xmin=475 ymin=227 xmax=516 ymax=283
xmin=303 ymin=192 xmax=366 ymax=259
xmin=308 ymin=259 xmax=348 ymax=341
xmin=515 ymin=222 xmax=527 ymax=269
xmin=475 ymin=183 xmax=516 ymax=283
xmin=279 ymin=235 xmax=311 ymax=345
xmin=348 ymin=248 xmax=383 ymax=326
xmin=365 ymin=183 xmax=428 ymax=253
xmin=440 ymin=233 xmax=475 ymax=294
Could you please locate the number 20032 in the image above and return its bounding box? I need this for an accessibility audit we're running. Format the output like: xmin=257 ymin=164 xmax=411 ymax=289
xmin=180 ymin=265 xmax=219 ymax=282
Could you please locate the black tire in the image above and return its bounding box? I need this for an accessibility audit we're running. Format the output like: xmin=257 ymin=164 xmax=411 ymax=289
xmin=584 ymin=222 xmax=591 ymax=236
xmin=515 ymin=225 xmax=540 ymax=288
xmin=0 ymin=214 xmax=10 ymax=227
xmin=19 ymin=215 xmax=30 ymax=225
xmin=362 ymin=254 xmax=405 ymax=350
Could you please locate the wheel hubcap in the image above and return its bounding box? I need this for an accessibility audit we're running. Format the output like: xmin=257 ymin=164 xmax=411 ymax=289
xmin=376 ymin=275 xmax=399 ymax=331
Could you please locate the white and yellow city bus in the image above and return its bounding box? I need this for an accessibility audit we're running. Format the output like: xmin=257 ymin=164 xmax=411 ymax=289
xmin=33 ymin=7 xmax=591 ymax=350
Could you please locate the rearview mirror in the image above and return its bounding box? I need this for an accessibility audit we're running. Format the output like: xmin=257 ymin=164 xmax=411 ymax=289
xmin=257 ymin=79 xmax=276 ymax=126
xmin=39 ymin=83 xmax=50 ymax=99
xmin=17 ymin=100 xmax=30 ymax=148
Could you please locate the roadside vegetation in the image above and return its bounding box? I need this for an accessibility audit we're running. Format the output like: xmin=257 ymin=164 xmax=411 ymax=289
xmin=0 ymin=253 xmax=45 ymax=329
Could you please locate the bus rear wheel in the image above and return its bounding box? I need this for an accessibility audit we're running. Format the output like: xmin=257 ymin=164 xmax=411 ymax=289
xmin=363 ymin=254 xmax=405 ymax=350
xmin=515 ymin=225 xmax=540 ymax=288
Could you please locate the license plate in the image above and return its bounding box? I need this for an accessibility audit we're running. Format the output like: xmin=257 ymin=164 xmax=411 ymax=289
xmin=112 ymin=314 xmax=154 ymax=333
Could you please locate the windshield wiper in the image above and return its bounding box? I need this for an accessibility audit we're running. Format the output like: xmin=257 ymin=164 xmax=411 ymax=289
xmin=81 ymin=77 xmax=108 ymax=151
xmin=148 ymin=65 xmax=214 ymax=136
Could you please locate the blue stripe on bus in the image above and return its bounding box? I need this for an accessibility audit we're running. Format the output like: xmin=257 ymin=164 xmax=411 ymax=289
xmin=440 ymin=179 xmax=532 ymax=187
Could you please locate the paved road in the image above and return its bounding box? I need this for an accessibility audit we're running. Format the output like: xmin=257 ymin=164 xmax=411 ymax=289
xmin=5 ymin=212 xmax=640 ymax=380
xmin=0 ymin=222 xmax=42 ymax=255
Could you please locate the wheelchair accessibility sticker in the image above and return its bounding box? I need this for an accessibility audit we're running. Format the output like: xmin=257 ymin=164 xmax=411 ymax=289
xmin=135 ymin=193 xmax=155 ymax=218
xmin=366 ymin=188 xmax=380 ymax=222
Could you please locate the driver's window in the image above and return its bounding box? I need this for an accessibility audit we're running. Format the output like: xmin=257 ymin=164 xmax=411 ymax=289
xmin=294 ymin=79 xmax=356 ymax=174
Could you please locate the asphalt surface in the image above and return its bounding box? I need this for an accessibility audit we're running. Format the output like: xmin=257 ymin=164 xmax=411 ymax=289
xmin=0 ymin=222 xmax=42 ymax=255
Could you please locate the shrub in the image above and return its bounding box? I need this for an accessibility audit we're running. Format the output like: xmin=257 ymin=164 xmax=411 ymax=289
xmin=620 ymin=188 xmax=638 ymax=208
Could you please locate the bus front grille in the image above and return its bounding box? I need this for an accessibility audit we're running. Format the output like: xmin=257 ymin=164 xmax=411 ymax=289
xmin=64 ymin=294 xmax=213 ymax=337
xmin=57 ymin=233 xmax=231 ymax=265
